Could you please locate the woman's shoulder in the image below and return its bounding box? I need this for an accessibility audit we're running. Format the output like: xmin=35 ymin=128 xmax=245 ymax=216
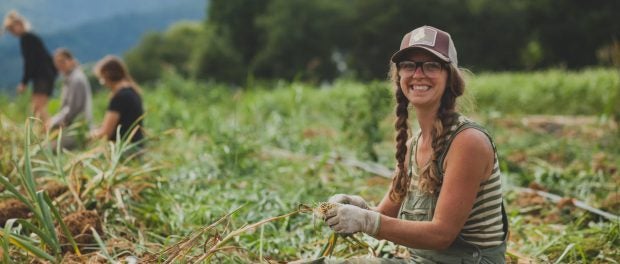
xmin=443 ymin=113 xmax=492 ymax=153
xmin=450 ymin=114 xmax=491 ymax=136
xmin=452 ymin=128 xmax=491 ymax=147
xmin=454 ymin=113 xmax=477 ymax=126
xmin=117 ymin=87 xmax=140 ymax=95
xmin=113 ymin=87 xmax=142 ymax=103
xmin=447 ymin=126 xmax=494 ymax=172
xmin=110 ymin=87 xmax=131 ymax=99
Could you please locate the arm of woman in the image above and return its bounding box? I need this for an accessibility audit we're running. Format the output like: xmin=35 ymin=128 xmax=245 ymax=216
xmin=20 ymin=35 xmax=35 ymax=86
xmin=91 ymin=111 xmax=120 ymax=139
xmin=374 ymin=128 xmax=494 ymax=249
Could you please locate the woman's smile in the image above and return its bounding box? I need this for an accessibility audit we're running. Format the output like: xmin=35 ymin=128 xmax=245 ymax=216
xmin=411 ymin=85 xmax=431 ymax=92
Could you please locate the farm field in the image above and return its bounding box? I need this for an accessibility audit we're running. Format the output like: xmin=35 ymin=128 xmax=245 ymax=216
xmin=1 ymin=68 xmax=619 ymax=263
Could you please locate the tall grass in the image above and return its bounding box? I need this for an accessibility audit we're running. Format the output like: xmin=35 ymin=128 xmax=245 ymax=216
xmin=469 ymin=68 xmax=620 ymax=116
xmin=0 ymin=119 xmax=79 ymax=262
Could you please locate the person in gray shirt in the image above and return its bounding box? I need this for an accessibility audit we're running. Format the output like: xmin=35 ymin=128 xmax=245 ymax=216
xmin=47 ymin=48 xmax=93 ymax=150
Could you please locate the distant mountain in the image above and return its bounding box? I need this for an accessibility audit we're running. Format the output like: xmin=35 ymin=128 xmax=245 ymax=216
xmin=0 ymin=0 xmax=206 ymax=91
xmin=0 ymin=0 xmax=206 ymax=34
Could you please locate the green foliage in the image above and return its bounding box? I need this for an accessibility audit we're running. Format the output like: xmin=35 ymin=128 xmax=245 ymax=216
xmin=191 ymin=24 xmax=245 ymax=84
xmin=125 ymin=22 xmax=205 ymax=83
xmin=138 ymin=70 xmax=618 ymax=262
xmin=206 ymin=0 xmax=270 ymax=64
xmin=527 ymin=0 xmax=620 ymax=68
xmin=0 ymin=119 xmax=79 ymax=262
xmin=118 ymin=0 xmax=620 ymax=85
xmin=252 ymin=0 xmax=349 ymax=82
xmin=340 ymin=81 xmax=392 ymax=161
xmin=0 ymin=104 xmax=162 ymax=262
xmin=520 ymin=40 xmax=544 ymax=70
xmin=469 ymin=68 xmax=620 ymax=116
xmin=604 ymin=69 xmax=620 ymax=126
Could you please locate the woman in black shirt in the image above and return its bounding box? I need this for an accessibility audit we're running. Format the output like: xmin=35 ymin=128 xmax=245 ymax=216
xmin=90 ymin=55 xmax=144 ymax=145
xmin=3 ymin=10 xmax=57 ymax=122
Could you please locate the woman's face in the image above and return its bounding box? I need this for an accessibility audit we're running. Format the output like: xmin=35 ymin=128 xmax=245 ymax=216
xmin=98 ymin=76 xmax=112 ymax=89
xmin=6 ymin=22 xmax=25 ymax=36
xmin=95 ymin=71 xmax=112 ymax=89
xmin=398 ymin=50 xmax=448 ymax=110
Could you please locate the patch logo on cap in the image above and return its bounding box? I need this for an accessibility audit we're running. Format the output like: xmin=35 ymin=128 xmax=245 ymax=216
xmin=409 ymin=27 xmax=437 ymax=47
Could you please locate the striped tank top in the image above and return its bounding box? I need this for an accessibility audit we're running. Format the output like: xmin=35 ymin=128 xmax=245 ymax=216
xmin=410 ymin=115 xmax=506 ymax=248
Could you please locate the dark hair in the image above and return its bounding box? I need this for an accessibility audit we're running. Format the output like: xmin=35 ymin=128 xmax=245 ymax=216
xmin=388 ymin=60 xmax=465 ymax=201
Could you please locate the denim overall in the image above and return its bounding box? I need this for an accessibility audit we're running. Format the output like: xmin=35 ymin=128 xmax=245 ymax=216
xmin=397 ymin=121 xmax=508 ymax=264
xmin=316 ymin=120 xmax=509 ymax=264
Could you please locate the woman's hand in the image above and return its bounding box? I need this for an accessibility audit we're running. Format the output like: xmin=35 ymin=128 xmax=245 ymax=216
xmin=328 ymin=194 xmax=369 ymax=210
xmin=325 ymin=204 xmax=381 ymax=235
xmin=89 ymin=128 xmax=100 ymax=140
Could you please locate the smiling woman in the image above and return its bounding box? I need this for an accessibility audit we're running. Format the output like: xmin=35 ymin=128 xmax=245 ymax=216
xmin=324 ymin=26 xmax=508 ymax=263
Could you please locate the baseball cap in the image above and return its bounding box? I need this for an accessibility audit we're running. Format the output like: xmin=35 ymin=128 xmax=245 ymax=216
xmin=390 ymin=25 xmax=458 ymax=67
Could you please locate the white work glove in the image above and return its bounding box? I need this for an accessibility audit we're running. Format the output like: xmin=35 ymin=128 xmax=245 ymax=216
xmin=325 ymin=204 xmax=381 ymax=235
xmin=328 ymin=194 xmax=370 ymax=210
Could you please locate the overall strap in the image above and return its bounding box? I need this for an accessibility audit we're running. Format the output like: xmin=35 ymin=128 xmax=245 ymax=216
xmin=407 ymin=132 xmax=422 ymax=177
xmin=436 ymin=121 xmax=497 ymax=176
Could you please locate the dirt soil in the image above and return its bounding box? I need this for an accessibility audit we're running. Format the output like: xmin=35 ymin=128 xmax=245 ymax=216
xmin=41 ymin=180 xmax=68 ymax=199
xmin=515 ymin=192 xmax=546 ymax=208
xmin=602 ymin=192 xmax=620 ymax=212
xmin=57 ymin=210 xmax=104 ymax=253
xmin=62 ymin=252 xmax=107 ymax=263
xmin=0 ymin=198 xmax=30 ymax=226
xmin=520 ymin=115 xmax=617 ymax=138
xmin=0 ymin=180 xmax=68 ymax=226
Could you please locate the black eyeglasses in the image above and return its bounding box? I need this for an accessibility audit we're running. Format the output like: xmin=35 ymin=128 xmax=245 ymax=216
xmin=397 ymin=61 xmax=445 ymax=78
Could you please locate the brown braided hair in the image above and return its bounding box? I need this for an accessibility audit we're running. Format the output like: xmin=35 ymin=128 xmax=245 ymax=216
xmin=388 ymin=61 xmax=466 ymax=202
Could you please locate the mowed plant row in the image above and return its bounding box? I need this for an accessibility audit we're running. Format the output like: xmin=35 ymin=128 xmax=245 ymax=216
xmin=0 ymin=68 xmax=618 ymax=263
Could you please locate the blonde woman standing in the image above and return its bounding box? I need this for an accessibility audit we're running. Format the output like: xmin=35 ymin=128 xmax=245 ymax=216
xmin=3 ymin=10 xmax=57 ymax=122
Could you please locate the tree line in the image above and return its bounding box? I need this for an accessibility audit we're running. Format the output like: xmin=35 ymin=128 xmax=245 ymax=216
xmin=125 ymin=0 xmax=620 ymax=85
